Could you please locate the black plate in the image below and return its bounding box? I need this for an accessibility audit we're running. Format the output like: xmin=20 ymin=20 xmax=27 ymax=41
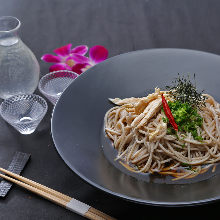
xmin=52 ymin=48 xmax=220 ymax=206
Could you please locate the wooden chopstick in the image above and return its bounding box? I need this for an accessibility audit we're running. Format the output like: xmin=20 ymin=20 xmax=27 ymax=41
xmin=0 ymin=168 xmax=71 ymax=202
xmin=0 ymin=168 xmax=116 ymax=220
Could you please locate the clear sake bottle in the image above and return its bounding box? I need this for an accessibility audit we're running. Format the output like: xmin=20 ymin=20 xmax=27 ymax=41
xmin=0 ymin=16 xmax=39 ymax=99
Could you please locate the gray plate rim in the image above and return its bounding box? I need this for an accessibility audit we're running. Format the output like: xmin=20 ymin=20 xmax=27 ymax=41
xmin=51 ymin=48 xmax=220 ymax=206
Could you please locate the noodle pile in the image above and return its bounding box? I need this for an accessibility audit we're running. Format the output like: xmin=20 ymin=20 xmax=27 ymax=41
xmin=104 ymin=88 xmax=220 ymax=180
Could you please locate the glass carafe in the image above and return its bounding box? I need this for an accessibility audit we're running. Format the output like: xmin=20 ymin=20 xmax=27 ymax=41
xmin=0 ymin=16 xmax=40 ymax=99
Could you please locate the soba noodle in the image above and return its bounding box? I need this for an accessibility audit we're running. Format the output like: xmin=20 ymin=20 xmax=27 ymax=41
xmin=104 ymin=88 xmax=220 ymax=180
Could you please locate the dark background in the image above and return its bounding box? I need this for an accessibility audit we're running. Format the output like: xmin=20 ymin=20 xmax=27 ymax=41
xmin=0 ymin=0 xmax=220 ymax=219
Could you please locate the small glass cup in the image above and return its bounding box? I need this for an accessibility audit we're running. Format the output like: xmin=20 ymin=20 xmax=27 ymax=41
xmin=38 ymin=70 xmax=78 ymax=105
xmin=0 ymin=94 xmax=48 ymax=134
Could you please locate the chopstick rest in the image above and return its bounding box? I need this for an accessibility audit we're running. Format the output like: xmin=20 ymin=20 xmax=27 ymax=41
xmin=0 ymin=151 xmax=30 ymax=197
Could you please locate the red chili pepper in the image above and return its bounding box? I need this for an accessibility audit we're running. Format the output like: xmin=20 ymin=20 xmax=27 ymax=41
xmin=161 ymin=94 xmax=178 ymax=131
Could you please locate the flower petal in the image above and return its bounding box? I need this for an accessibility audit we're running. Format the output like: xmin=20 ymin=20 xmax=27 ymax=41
xmin=49 ymin=63 xmax=72 ymax=72
xmin=89 ymin=45 xmax=108 ymax=64
xmin=41 ymin=54 xmax=62 ymax=63
xmin=71 ymin=45 xmax=88 ymax=55
xmin=54 ymin=44 xmax=72 ymax=57
xmin=72 ymin=63 xmax=91 ymax=75
xmin=70 ymin=54 xmax=90 ymax=63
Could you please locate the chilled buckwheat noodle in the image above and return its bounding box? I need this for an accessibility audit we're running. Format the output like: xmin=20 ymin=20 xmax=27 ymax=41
xmin=104 ymin=88 xmax=220 ymax=180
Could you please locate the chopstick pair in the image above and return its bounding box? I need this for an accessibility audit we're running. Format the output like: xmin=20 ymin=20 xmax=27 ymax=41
xmin=0 ymin=168 xmax=116 ymax=220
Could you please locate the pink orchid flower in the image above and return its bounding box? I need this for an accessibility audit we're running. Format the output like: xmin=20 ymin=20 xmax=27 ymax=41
xmin=41 ymin=44 xmax=108 ymax=74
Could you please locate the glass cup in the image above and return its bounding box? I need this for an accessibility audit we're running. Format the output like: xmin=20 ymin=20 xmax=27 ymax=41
xmin=38 ymin=70 xmax=78 ymax=105
xmin=0 ymin=94 xmax=48 ymax=134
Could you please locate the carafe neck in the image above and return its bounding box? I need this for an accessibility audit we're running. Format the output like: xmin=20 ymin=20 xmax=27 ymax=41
xmin=0 ymin=16 xmax=20 ymax=46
